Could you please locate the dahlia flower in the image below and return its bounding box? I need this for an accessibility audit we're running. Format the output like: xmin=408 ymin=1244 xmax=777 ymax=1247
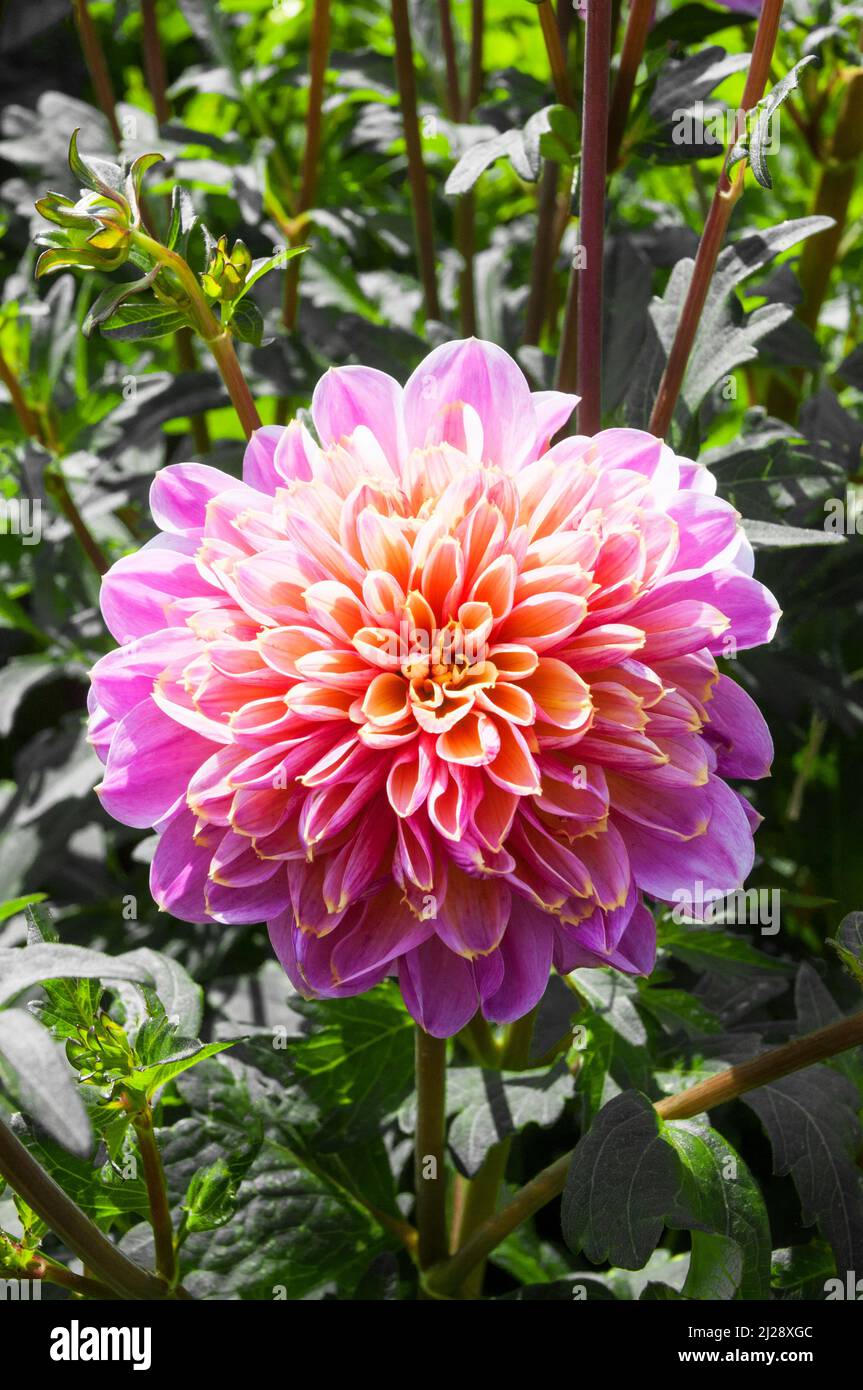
xmin=88 ymin=339 xmax=778 ymax=1037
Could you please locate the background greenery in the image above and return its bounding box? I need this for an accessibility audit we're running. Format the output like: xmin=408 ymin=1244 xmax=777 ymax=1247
xmin=0 ymin=0 xmax=861 ymax=1301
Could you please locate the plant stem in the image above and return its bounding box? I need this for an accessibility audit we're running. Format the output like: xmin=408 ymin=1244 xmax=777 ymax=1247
xmin=132 ymin=1108 xmax=176 ymax=1288
xmin=0 ymin=1113 xmax=174 ymax=1300
xmin=425 ymin=1006 xmax=863 ymax=1297
xmin=141 ymin=0 xmax=171 ymax=126
xmin=438 ymin=0 xmax=462 ymax=118
xmin=468 ymin=0 xmax=485 ymax=114
xmin=71 ymin=0 xmax=123 ymax=147
xmin=796 ymin=67 xmax=863 ymax=330
xmin=22 ymin=1251 xmax=122 ymax=1300
xmin=537 ymin=0 xmax=574 ymax=107
xmin=500 ymin=1008 xmax=536 ymax=1069
xmin=558 ymin=0 xmax=612 ymax=421
xmin=45 ymin=470 xmax=109 ymax=575
xmin=133 ymin=231 xmax=262 ymax=437
xmin=449 ymin=1140 xmax=511 ymax=1298
xmin=0 ymin=348 xmax=40 ymax=439
xmin=414 ymin=1028 xmax=448 ymax=1271
xmin=391 ymin=0 xmax=441 ymax=322
xmin=607 ymin=0 xmax=655 ymax=172
xmin=281 ymin=0 xmax=331 ymax=337
xmin=524 ymin=161 xmax=561 ymax=345
xmin=647 ymin=0 xmax=785 ymax=438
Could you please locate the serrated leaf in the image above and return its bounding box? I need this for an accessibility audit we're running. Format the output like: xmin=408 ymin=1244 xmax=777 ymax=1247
xmin=445 ymin=1062 xmax=575 ymax=1178
xmin=562 ymin=1090 xmax=681 ymax=1269
xmin=663 ymin=1120 xmax=772 ymax=1299
xmin=658 ymin=921 xmax=790 ymax=977
xmin=743 ymin=1066 xmax=863 ymax=1279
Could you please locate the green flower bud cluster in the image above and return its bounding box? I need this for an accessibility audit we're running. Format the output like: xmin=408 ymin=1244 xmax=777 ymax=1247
xmin=65 ymin=1011 xmax=134 ymax=1084
xmin=201 ymin=236 xmax=253 ymax=302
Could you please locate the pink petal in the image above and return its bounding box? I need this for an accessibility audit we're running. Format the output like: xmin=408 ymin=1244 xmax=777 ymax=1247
xmin=399 ymin=934 xmax=480 ymax=1037
xmin=403 ymin=337 xmax=535 ymax=467
xmin=312 ymin=365 xmax=406 ymax=471
xmin=98 ymin=700 xmax=215 ymax=828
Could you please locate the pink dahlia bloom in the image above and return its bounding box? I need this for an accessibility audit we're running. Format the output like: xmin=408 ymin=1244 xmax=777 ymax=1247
xmin=89 ymin=339 xmax=778 ymax=1036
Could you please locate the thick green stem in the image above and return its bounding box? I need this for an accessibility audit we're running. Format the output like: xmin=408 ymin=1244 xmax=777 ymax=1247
xmin=449 ymin=1140 xmax=511 ymax=1298
xmin=133 ymin=231 xmax=262 ymax=437
xmin=391 ymin=0 xmax=441 ymax=322
xmin=414 ymin=1028 xmax=448 ymax=1271
xmin=648 ymin=0 xmax=785 ymax=438
xmin=0 ymin=1113 xmax=173 ymax=1300
xmin=132 ymin=1108 xmax=176 ymax=1288
xmin=500 ymin=1008 xmax=536 ymax=1070
xmin=426 ymin=1006 xmax=863 ymax=1297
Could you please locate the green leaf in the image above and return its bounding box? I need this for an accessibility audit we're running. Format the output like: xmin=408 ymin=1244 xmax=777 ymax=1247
xmin=0 ymin=943 xmax=152 ymax=1008
xmin=658 ymin=920 xmax=791 ymax=977
xmin=828 ymin=913 xmax=863 ymax=988
xmin=443 ymin=1062 xmax=575 ymax=1178
xmin=0 ymin=894 xmax=48 ymax=926
xmin=119 ymin=948 xmax=203 ymax=1037
xmin=0 ymin=1010 xmax=91 ymax=1158
xmin=82 ymin=269 xmax=159 ymax=338
xmin=642 ymin=217 xmax=835 ymax=433
xmin=740 ymin=58 xmax=819 ymax=190
xmin=445 ymin=106 xmax=559 ymax=196
xmin=182 ymin=1157 xmax=236 ymax=1234
xmin=234 ymin=246 xmax=306 ymax=304
xmin=562 ymin=1090 xmax=681 ymax=1269
xmin=743 ymin=1066 xmax=863 ymax=1279
xmin=100 ymin=300 xmax=190 ymax=341
xmin=227 ymin=296 xmax=264 ymax=346
xmin=638 ymin=987 xmax=723 ymax=1038
xmin=663 ymin=1120 xmax=772 ymax=1299
xmin=771 ymin=1240 xmax=837 ymax=1298
xmin=275 ymin=985 xmax=415 ymax=1147
xmin=132 ymin=1039 xmax=238 ymax=1098
xmin=12 ymin=1114 xmax=149 ymax=1226
xmin=569 ymin=969 xmax=647 ymax=1046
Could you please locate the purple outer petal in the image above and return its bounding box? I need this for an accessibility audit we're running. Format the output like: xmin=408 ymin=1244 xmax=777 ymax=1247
xmin=621 ymin=775 xmax=755 ymax=903
xmin=704 ymin=674 xmax=774 ymax=779
xmin=150 ymin=803 xmax=213 ymax=922
xmin=98 ymin=699 xmax=215 ymax=828
xmin=480 ymin=897 xmax=555 ymax=1024
xmin=399 ymin=934 xmax=479 ymax=1037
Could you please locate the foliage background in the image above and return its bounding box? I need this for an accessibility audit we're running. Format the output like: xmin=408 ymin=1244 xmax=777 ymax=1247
xmin=0 ymin=0 xmax=862 ymax=1300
